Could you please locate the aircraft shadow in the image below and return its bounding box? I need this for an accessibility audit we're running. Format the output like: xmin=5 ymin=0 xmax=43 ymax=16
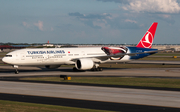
xmin=0 ymin=67 xmax=128 ymax=74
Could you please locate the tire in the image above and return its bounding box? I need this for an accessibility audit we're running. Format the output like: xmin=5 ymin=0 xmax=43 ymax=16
xmin=15 ymin=70 xmax=19 ymax=74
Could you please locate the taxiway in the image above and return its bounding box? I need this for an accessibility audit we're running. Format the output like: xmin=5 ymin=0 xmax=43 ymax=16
xmin=1 ymin=66 xmax=180 ymax=78
xmin=0 ymin=81 xmax=180 ymax=108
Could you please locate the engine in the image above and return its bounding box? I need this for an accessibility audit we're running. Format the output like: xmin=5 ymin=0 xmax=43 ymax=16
xmin=75 ymin=59 xmax=94 ymax=70
xmin=45 ymin=65 xmax=61 ymax=69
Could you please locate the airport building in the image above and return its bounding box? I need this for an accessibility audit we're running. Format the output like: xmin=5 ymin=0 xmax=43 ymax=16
xmin=43 ymin=40 xmax=54 ymax=47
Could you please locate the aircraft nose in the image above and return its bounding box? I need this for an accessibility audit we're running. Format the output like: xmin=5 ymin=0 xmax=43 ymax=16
xmin=2 ymin=57 xmax=7 ymax=63
xmin=2 ymin=57 xmax=9 ymax=64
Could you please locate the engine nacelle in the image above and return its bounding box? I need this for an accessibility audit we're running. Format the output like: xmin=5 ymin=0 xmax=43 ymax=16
xmin=75 ymin=59 xmax=94 ymax=70
xmin=45 ymin=65 xmax=61 ymax=69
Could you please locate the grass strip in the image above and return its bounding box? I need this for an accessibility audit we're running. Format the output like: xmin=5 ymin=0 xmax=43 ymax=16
xmin=100 ymin=63 xmax=180 ymax=68
xmin=139 ymin=57 xmax=180 ymax=61
xmin=20 ymin=77 xmax=180 ymax=89
xmin=152 ymin=53 xmax=180 ymax=56
xmin=0 ymin=100 xmax=112 ymax=112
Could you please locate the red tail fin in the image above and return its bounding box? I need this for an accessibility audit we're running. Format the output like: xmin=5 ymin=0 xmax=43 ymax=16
xmin=136 ymin=22 xmax=158 ymax=48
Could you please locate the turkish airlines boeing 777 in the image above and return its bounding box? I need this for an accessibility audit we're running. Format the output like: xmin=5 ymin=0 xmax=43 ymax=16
xmin=3 ymin=22 xmax=159 ymax=74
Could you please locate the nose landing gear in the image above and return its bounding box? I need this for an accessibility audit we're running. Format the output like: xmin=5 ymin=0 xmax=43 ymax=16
xmin=15 ymin=69 xmax=19 ymax=74
xmin=13 ymin=65 xmax=19 ymax=74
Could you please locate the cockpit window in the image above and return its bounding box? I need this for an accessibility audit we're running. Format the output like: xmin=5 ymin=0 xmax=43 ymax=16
xmin=5 ymin=55 xmax=12 ymax=57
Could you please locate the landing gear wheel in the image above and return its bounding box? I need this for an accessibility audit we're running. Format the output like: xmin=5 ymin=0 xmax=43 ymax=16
xmin=91 ymin=67 xmax=103 ymax=71
xmin=15 ymin=69 xmax=19 ymax=74
xmin=13 ymin=65 xmax=19 ymax=74
xmin=91 ymin=68 xmax=95 ymax=71
xmin=98 ymin=67 xmax=103 ymax=71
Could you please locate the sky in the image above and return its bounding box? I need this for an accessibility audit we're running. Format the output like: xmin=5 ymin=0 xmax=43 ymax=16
xmin=0 ymin=0 xmax=180 ymax=44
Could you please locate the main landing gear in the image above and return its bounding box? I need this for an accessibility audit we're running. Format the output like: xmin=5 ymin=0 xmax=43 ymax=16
xmin=91 ymin=67 xmax=103 ymax=71
xmin=72 ymin=67 xmax=103 ymax=71
xmin=91 ymin=64 xmax=103 ymax=71
xmin=13 ymin=65 xmax=19 ymax=74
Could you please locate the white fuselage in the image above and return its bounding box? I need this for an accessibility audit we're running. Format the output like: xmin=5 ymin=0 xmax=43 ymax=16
xmin=2 ymin=47 xmax=130 ymax=66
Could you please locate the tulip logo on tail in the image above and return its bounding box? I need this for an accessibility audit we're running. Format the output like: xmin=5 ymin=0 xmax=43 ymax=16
xmin=136 ymin=22 xmax=158 ymax=48
xmin=141 ymin=31 xmax=153 ymax=48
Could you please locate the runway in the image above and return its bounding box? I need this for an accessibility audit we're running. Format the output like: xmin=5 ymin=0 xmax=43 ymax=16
xmin=0 ymin=81 xmax=180 ymax=109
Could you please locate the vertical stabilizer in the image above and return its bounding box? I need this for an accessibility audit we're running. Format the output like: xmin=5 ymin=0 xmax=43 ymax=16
xmin=136 ymin=22 xmax=158 ymax=48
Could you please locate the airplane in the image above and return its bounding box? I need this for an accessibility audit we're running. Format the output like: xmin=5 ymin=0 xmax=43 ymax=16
xmin=2 ymin=22 xmax=160 ymax=74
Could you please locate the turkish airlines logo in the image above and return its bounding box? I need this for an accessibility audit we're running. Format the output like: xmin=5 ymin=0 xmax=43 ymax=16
xmin=141 ymin=31 xmax=153 ymax=48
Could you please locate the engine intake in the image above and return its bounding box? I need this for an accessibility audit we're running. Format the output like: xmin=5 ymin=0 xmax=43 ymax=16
xmin=75 ymin=59 xmax=94 ymax=70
